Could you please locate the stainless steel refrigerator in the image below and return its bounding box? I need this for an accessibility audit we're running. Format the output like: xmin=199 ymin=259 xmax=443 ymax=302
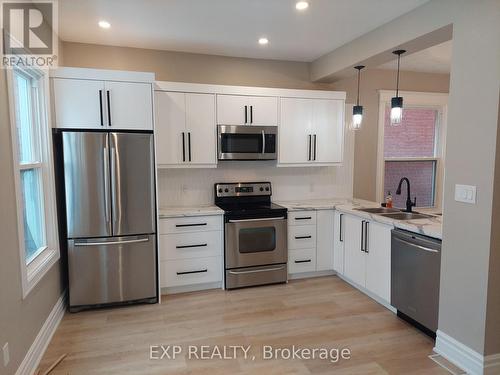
xmin=60 ymin=131 xmax=157 ymax=311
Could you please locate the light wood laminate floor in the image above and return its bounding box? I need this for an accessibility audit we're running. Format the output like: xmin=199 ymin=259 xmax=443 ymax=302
xmin=38 ymin=276 xmax=450 ymax=374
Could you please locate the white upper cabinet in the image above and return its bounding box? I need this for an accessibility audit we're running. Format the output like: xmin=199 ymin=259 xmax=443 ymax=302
xmin=155 ymin=91 xmax=186 ymax=165
xmin=216 ymin=94 xmax=278 ymax=126
xmin=52 ymin=78 xmax=105 ymax=129
xmin=155 ymin=91 xmax=216 ymax=167
xmin=51 ymin=68 xmax=154 ymax=130
xmin=279 ymin=98 xmax=313 ymax=164
xmin=105 ymin=81 xmax=153 ymax=130
xmin=279 ymin=97 xmax=344 ymax=166
xmin=313 ymin=99 xmax=344 ymax=164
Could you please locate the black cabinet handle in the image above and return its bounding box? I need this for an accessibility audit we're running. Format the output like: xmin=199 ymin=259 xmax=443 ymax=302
xmin=182 ymin=132 xmax=186 ymax=162
xmin=176 ymin=269 xmax=208 ymax=275
xmin=361 ymin=220 xmax=365 ymax=252
xmin=106 ymin=90 xmax=111 ymax=126
xmin=295 ymin=216 xmax=312 ymax=220
xmin=244 ymin=105 xmax=248 ymax=123
xmin=364 ymin=221 xmax=369 ymax=253
xmin=313 ymin=134 xmax=317 ymax=161
xmin=99 ymin=90 xmax=103 ymax=126
xmin=176 ymin=243 xmax=208 ymax=249
xmin=250 ymin=105 xmax=253 ymax=123
xmin=295 ymin=259 xmax=312 ymax=264
xmin=175 ymin=223 xmax=207 ymax=228
xmin=295 ymin=235 xmax=312 ymax=239
xmin=339 ymin=213 xmax=343 ymax=242
xmin=308 ymin=135 xmax=312 ymax=161
xmin=188 ymin=132 xmax=192 ymax=162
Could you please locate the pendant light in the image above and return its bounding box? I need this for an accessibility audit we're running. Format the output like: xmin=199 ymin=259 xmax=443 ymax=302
xmin=351 ymin=65 xmax=365 ymax=130
xmin=390 ymin=49 xmax=406 ymax=126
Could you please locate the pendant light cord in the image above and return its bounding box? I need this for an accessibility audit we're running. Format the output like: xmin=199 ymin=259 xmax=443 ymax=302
xmin=357 ymin=68 xmax=361 ymax=105
xmin=396 ymin=54 xmax=401 ymax=97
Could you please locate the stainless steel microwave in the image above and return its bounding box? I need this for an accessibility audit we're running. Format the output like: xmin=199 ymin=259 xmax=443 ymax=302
xmin=217 ymin=125 xmax=277 ymax=160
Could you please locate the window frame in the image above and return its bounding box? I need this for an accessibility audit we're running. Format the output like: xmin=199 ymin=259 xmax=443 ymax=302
xmin=376 ymin=90 xmax=448 ymax=210
xmin=7 ymin=66 xmax=60 ymax=299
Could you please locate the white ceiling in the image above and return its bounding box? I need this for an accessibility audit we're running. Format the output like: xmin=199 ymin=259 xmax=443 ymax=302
xmin=378 ymin=40 xmax=452 ymax=74
xmin=59 ymin=0 xmax=430 ymax=62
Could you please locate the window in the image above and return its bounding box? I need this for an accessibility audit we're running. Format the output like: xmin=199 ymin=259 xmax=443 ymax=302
xmin=376 ymin=91 xmax=448 ymax=209
xmin=8 ymin=67 xmax=59 ymax=297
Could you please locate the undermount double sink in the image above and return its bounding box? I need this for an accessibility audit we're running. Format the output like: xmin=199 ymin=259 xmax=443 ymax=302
xmin=354 ymin=207 xmax=434 ymax=220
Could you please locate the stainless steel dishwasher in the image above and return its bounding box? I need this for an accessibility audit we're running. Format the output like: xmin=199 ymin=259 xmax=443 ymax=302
xmin=391 ymin=229 xmax=441 ymax=334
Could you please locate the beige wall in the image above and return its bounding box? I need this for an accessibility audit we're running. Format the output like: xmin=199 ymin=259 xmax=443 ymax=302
xmin=331 ymin=68 xmax=450 ymax=201
xmin=0 ymin=70 xmax=64 ymax=374
xmin=61 ymin=42 xmax=332 ymax=90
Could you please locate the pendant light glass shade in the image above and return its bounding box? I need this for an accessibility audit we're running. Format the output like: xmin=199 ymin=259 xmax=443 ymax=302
xmin=351 ymin=65 xmax=365 ymax=130
xmin=390 ymin=50 xmax=406 ymax=126
xmin=390 ymin=96 xmax=403 ymax=125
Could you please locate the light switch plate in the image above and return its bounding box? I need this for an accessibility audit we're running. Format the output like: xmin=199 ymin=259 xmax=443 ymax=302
xmin=455 ymin=184 xmax=477 ymax=204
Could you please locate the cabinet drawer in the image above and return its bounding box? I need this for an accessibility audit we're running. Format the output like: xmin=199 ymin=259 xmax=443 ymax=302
xmin=288 ymin=249 xmax=317 ymax=274
xmin=159 ymin=215 xmax=222 ymax=234
xmin=160 ymin=256 xmax=222 ymax=287
xmin=160 ymin=231 xmax=222 ymax=261
xmin=289 ymin=211 xmax=317 ymax=226
xmin=288 ymin=225 xmax=316 ymax=250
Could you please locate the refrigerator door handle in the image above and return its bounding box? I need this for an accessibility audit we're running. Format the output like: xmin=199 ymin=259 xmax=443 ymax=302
xmin=103 ymin=146 xmax=110 ymax=223
xmin=74 ymin=237 xmax=150 ymax=247
xmin=110 ymin=144 xmax=119 ymax=228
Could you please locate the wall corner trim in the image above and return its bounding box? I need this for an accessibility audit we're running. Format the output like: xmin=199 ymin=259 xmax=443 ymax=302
xmin=434 ymin=330 xmax=500 ymax=375
xmin=15 ymin=291 xmax=66 ymax=375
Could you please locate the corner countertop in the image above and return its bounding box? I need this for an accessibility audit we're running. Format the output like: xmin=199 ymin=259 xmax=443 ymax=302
xmin=158 ymin=205 xmax=224 ymax=219
xmin=277 ymin=198 xmax=442 ymax=240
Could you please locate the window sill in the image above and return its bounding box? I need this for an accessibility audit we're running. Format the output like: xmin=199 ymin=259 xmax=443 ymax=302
xmin=23 ymin=247 xmax=60 ymax=299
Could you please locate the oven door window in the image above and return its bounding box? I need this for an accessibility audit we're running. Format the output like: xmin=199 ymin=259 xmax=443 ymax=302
xmin=238 ymin=226 xmax=276 ymax=253
xmin=221 ymin=133 xmax=262 ymax=154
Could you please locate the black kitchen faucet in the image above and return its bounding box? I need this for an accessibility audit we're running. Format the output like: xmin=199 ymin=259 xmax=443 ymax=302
xmin=396 ymin=177 xmax=417 ymax=212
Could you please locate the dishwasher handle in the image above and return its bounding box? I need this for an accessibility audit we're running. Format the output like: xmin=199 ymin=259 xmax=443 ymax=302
xmin=393 ymin=237 xmax=439 ymax=253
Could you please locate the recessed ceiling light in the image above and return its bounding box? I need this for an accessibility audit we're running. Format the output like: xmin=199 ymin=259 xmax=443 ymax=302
xmin=258 ymin=37 xmax=269 ymax=45
xmin=296 ymin=1 xmax=309 ymax=10
xmin=98 ymin=20 xmax=111 ymax=29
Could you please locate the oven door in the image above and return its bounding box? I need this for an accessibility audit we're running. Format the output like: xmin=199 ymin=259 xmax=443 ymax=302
xmin=218 ymin=125 xmax=277 ymax=160
xmin=225 ymin=216 xmax=287 ymax=269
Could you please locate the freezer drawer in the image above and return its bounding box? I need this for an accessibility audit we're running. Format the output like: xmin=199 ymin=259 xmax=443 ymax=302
xmin=68 ymin=235 xmax=157 ymax=308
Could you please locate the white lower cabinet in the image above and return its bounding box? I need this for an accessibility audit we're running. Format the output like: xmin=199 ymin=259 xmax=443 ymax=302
xmin=342 ymin=213 xmax=391 ymax=303
xmin=333 ymin=211 xmax=345 ymax=274
xmin=159 ymin=215 xmax=223 ymax=292
xmin=287 ymin=210 xmax=335 ymax=276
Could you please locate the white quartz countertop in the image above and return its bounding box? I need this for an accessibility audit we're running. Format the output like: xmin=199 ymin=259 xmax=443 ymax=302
xmin=158 ymin=205 xmax=224 ymax=218
xmin=275 ymin=198 xmax=351 ymax=211
xmin=277 ymin=198 xmax=442 ymax=239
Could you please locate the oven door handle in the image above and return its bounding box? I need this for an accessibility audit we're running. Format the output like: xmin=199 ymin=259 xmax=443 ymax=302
xmin=228 ymin=216 xmax=285 ymax=223
xmin=228 ymin=266 xmax=285 ymax=275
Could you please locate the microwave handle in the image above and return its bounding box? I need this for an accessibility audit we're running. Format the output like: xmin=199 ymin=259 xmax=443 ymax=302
xmin=261 ymin=130 xmax=265 ymax=154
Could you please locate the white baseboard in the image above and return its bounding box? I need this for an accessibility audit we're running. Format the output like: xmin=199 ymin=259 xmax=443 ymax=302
xmin=288 ymin=270 xmax=335 ymax=280
xmin=15 ymin=291 xmax=66 ymax=375
xmin=434 ymin=330 xmax=500 ymax=375
xmin=161 ymin=282 xmax=222 ymax=295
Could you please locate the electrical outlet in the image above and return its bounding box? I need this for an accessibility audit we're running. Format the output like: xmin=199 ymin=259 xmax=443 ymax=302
xmin=2 ymin=342 xmax=9 ymax=367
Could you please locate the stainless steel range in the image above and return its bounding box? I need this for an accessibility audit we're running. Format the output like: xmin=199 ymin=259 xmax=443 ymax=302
xmin=214 ymin=182 xmax=288 ymax=289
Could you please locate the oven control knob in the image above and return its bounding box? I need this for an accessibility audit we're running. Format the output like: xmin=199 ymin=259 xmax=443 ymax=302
xmin=260 ymin=187 xmax=264 ymax=192
xmin=218 ymin=188 xmax=223 ymax=193
xmin=265 ymin=187 xmax=270 ymax=191
xmin=224 ymin=188 xmax=229 ymax=193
